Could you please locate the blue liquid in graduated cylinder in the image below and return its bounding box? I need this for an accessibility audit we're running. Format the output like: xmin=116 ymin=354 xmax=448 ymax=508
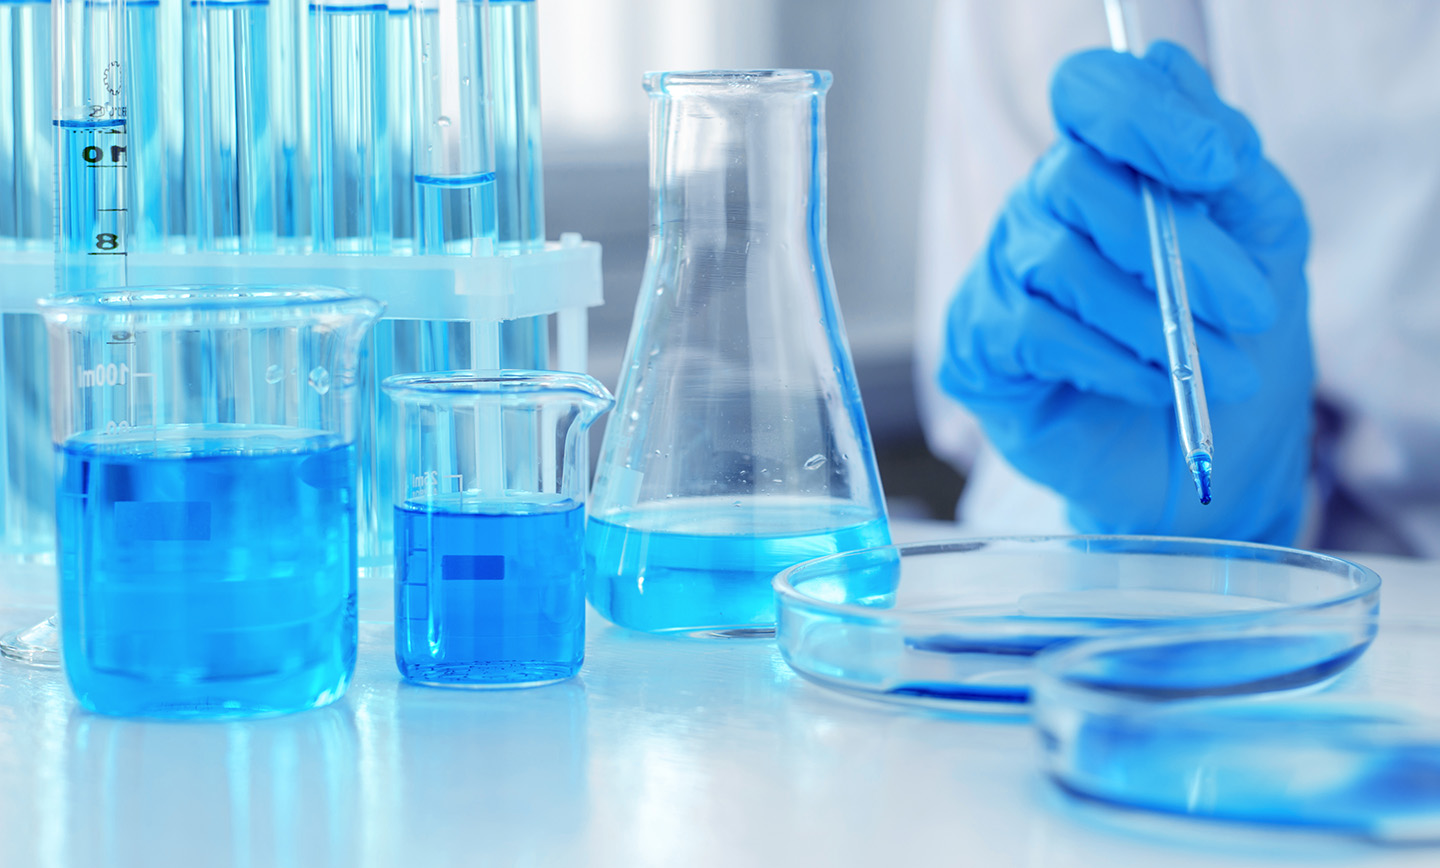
xmin=57 ymin=429 xmax=358 ymax=719
xmin=395 ymin=495 xmax=585 ymax=686
xmin=586 ymin=498 xmax=891 ymax=633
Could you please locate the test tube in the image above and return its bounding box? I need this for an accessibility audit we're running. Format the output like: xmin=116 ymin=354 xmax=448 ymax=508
xmin=411 ymin=0 xmax=496 ymax=258
xmin=387 ymin=0 xmax=414 ymax=253
xmin=124 ymin=0 xmax=166 ymax=251
xmin=413 ymin=0 xmax=500 ymax=492
xmin=1 ymin=0 xmax=53 ymax=252
xmin=490 ymin=0 xmax=548 ymax=369
xmin=1103 ymin=0 xmax=1214 ymax=504
xmin=270 ymin=0 xmax=312 ymax=250
xmin=54 ymin=0 xmax=129 ymax=291
xmin=184 ymin=0 xmax=276 ymax=252
xmin=311 ymin=0 xmax=391 ymax=253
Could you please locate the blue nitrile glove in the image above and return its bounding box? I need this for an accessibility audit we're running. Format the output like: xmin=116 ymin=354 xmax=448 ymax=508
xmin=938 ymin=41 xmax=1313 ymax=544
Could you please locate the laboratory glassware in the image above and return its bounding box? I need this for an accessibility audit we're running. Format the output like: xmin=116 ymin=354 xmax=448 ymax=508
xmin=491 ymin=0 xmax=548 ymax=369
xmin=1 ymin=0 xmax=52 ymax=252
xmin=384 ymin=370 xmax=612 ymax=687
xmin=1104 ymin=0 xmax=1214 ymax=503
xmin=0 ymin=0 xmax=129 ymax=666
xmin=312 ymin=0 xmax=391 ymax=254
xmin=1030 ymin=616 xmax=1440 ymax=842
xmin=0 ymin=0 xmax=54 ymax=567
xmin=184 ymin=0 xmax=276 ymax=252
xmin=356 ymin=0 xmax=498 ymax=563
xmin=587 ymin=70 xmax=891 ymax=635
xmin=774 ymin=536 xmax=1380 ymax=713
xmin=44 ymin=285 xmax=381 ymax=718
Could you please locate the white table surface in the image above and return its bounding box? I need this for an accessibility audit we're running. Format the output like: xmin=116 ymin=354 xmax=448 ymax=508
xmin=1 ymin=521 xmax=1437 ymax=868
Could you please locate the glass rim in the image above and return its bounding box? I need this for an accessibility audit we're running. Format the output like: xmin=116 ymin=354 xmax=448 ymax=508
xmin=1030 ymin=611 xmax=1422 ymax=692
xmin=382 ymin=370 xmax=615 ymax=408
xmin=643 ymin=69 xmax=832 ymax=96
xmin=773 ymin=534 xmax=1383 ymax=626
xmin=39 ymin=285 xmax=383 ymax=318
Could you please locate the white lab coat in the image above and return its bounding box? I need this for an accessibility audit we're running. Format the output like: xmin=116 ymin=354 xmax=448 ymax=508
xmin=916 ymin=0 xmax=1440 ymax=557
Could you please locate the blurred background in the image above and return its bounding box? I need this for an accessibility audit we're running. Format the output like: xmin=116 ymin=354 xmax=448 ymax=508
xmin=537 ymin=0 xmax=964 ymax=520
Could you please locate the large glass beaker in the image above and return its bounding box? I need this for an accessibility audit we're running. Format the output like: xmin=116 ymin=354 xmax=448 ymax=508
xmin=587 ymin=70 xmax=890 ymax=634
xmin=43 ymin=286 xmax=381 ymax=718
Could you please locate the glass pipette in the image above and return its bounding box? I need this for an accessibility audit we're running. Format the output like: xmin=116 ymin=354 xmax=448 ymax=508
xmin=1103 ymin=0 xmax=1214 ymax=505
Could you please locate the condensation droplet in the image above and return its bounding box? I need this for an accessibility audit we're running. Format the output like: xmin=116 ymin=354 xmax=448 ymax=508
xmin=804 ymin=454 xmax=826 ymax=470
xmin=436 ymin=115 xmax=452 ymax=127
xmin=308 ymin=366 xmax=331 ymax=394
xmin=629 ymin=411 xmax=640 ymax=421
xmin=265 ymin=364 xmax=283 ymax=384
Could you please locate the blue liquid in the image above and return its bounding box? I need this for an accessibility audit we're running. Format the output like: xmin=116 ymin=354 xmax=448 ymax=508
xmin=1054 ymin=702 xmax=1440 ymax=841
xmin=55 ymin=119 xmax=128 ymax=292
xmin=586 ymin=499 xmax=891 ymax=633
xmin=415 ymin=172 xmax=498 ymax=255
xmin=395 ymin=496 xmax=585 ymax=686
xmin=57 ymin=428 xmax=358 ymax=719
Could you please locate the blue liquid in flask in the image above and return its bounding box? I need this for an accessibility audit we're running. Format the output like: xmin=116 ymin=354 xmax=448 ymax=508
xmin=586 ymin=498 xmax=891 ymax=633
xmin=57 ymin=428 xmax=358 ymax=719
xmin=394 ymin=495 xmax=585 ymax=687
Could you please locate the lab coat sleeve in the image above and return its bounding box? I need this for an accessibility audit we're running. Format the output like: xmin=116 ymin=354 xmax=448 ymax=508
xmin=913 ymin=0 xmax=1107 ymax=526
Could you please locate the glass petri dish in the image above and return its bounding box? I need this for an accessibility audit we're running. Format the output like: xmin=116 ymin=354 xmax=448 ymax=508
xmin=772 ymin=537 xmax=1380 ymax=714
xmin=1033 ymin=617 xmax=1440 ymax=843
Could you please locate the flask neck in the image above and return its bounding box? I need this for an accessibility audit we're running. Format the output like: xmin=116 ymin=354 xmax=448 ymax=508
xmin=648 ymin=73 xmax=829 ymax=243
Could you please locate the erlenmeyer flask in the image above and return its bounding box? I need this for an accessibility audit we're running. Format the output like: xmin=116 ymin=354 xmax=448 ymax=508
xmin=587 ymin=69 xmax=890 ymax=634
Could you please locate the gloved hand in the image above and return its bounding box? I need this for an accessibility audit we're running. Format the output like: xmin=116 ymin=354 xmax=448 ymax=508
xmin=938 ymin=41 xmax=1313 ymax=544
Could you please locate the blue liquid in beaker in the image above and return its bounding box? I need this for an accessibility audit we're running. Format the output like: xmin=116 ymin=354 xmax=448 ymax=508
xmin=585 ymin=498 xmax=891 ymax=633
xmin=57 ymin=429 xmax=358 ymax=719
xmin=394 ymin=495 xmax=585 ymax=686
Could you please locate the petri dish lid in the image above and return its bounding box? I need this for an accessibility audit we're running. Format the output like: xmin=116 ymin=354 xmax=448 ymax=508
xmin=772 ymin=536 xmax=1380 ymax=715
xmin=1032 ymin=616 xmax=1440 ymax=844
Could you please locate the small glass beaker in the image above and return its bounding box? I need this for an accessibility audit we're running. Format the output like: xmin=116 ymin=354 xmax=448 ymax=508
xmin=382 ymin=371 xmax=613 ymax=688
xmin=43 ymin=286 xmax=382 ymax=719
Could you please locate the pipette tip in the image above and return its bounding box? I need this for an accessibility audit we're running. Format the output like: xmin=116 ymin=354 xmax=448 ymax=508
xmin=1189 ymin=454 xmax=1213 ymax=506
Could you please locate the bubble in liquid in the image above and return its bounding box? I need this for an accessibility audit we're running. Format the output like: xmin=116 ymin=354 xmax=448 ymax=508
xmin=265 ymin=364 xmax=284 ymax=384
xmin=308 ymin=366 xmax=331 ymax=395
xmin=804 ymin=454 xmax=826 ymax=470
xmin=436 ymin=115 xmax=452 ymax=128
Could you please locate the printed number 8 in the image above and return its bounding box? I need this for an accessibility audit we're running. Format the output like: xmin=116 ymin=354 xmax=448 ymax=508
xmin=96 ymin=233 xmax=119 ymax=251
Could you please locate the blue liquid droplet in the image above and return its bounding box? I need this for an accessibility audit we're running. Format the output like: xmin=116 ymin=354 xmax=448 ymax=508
xmin=1190 ymin=455 xmax=1213 ymax=506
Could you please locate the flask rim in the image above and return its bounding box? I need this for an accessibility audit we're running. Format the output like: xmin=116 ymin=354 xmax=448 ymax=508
xmin=643 ymin=69 xmax=832 ymax=97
